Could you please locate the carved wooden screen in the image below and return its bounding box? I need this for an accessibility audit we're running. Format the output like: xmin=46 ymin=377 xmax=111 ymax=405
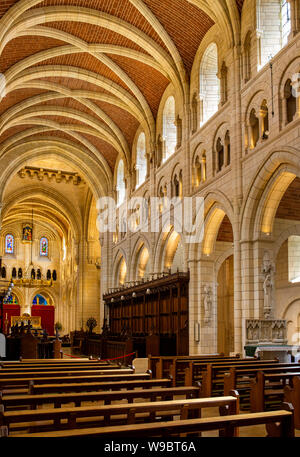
xmin=104 ymin=272 xmax=189 ymax=356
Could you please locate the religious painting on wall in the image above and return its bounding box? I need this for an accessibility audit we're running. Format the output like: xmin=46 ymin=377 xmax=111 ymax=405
xmin=5 ymin=234 xmax=14 ymax=254
xmin=22 ymin=225 xmax=32 ymax=242
xmin=40 ymin=237 xmax=48 ymax=256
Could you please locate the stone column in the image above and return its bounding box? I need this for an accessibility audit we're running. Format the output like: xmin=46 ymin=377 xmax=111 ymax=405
xmin=292 ymin=74 xmax=300 ymax=119
xmin=288 ymin=0 xmax=300 ymax=38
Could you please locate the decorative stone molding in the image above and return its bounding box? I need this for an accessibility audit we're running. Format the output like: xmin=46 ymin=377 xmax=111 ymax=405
xmin=246 ymin=319 xmax=287 ymax=344
xmin=18 ymin=167 xmax=82 ymax=185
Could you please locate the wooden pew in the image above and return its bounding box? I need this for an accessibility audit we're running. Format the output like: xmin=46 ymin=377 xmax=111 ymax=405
xmin=0 ymin=364 xmax=123 ymax=373
xmin=0 ymin=372 xmax=151 ymax=388
xmin=180 ymin=359 xmax=279 ymax=388
xmin=149 ymin=354 xmax=243 ymax=379
xmin=224 ymin=364 xmax=300 ymax=403
xmin=0 ymin=385 xmax=200 ymax=410
xmin=202 ymin=361 xmax=296 ymax=397
xmin=0 ymin=367 xmax=133 ymax=378
xmin=1 ymin=358 xmax=101 ymax=366
xmin=0 ymin=394 xmax=239 ymax=435
xmin=284 ymin=376 xmax=300 ymax=429
xmin=250 ymin=371 xmax=300 ymax=413
xmin=28 ymin=377 xmax=173 ymax=395
xmin=3 ymin=404 xmax=294 ymax=438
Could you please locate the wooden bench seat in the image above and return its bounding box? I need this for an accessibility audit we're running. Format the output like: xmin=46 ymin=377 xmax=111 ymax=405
xmin=0 ymin=385 xmax=200 ymax=410
xmin=183 ymin=359 xmax=280 ymax=389
xmin=250 ymin=371 xmax=300 ymax=413
xmin=224 ymin=365 xmax=300 ymax=408
xmin=0 ymin=364 xmax=121 ymax=373
xmin=27 ymin=377 xmax=173 ymax=395
xmin=4 ymin=406 xmax=294 ymax=438
xmin=0 ymin=367 xmax=133 ymax=379
xmin=0 ymin=372 xmax=150 ymax=388
xmin=1 ymin=359 xmax=112 ymax=367
xmin=284 ymin=376 xmax=300 ymax=429
xmin=149 ymin=355 xmax=244 ymax=379
xmin=0 ymin=394 xmax=239 ymax=435
xmin=202 ymin=362 xmax=299 ymax=398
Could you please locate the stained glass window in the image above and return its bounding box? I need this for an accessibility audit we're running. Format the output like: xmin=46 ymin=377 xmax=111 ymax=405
xmin=5 ymin=234 xmax=14 ymax=254
xmin=33 ymin=294 xmax=48 ymax=306
xmin=6 ymin=294 xmax=18 ymax=304
xmin=116 ymin=160 xmax=126 ymax=206
xmin=136 ymin=132 xmax=147 ymax=188
xmin=40 ymin=237 xmax=48 ymax=256
xmin=162 ymin=96 xmax=177 ymax=161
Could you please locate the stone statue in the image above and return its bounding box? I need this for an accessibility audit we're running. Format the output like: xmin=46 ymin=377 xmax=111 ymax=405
xmin=203 ymin=285 xmax=212 ymax=324
xmin=261 ymin=251 xmax=275 ymax=319
xmin=263 ymin=273 xmax=272 ymax=318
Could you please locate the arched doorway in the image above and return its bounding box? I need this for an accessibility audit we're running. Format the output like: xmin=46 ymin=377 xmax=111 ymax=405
xmin=217 ymin=254 xmax=234 ymax=355
xmin=31 ymin=293 xmax=55 ymax=336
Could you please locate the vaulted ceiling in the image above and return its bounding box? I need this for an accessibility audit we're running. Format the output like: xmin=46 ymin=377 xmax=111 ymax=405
xmin=0 ymin=0 xmax=244 ymax=180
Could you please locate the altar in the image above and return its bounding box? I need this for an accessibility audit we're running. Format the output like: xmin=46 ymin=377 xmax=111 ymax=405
xmin=11 ymin=315 xmax=41 ymax=329
xmin=244 ymin=344 xmax=299 ymax=362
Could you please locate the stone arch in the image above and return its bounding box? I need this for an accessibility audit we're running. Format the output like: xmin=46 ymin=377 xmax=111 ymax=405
xmin=131 ymin=239 xmax=151 ymax=281
xmin=30 ymin=288 xmax=57 ymax=307
xmin=241 ymin=148 xmax=300 ymax=240
xmin=112 ymin=249 xmax=128 ymax=287
xmin=0 ymin=142 xmax=111 ymax=203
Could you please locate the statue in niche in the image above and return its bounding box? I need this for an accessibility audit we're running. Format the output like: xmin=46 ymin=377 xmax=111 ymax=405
xmin=261 ymin=251 xmax=275 ymax=319
xmin=203 ymin=284 xmax=212 ymax=324
xmin=263 ymin=273 xmax=272 ymax=319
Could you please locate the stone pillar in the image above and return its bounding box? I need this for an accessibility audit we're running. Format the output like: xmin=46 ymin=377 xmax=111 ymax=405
xmin=191 ymin=257 xmax=217 ymax=354
xmin=288 ymin=0 xmax=300 ymax=38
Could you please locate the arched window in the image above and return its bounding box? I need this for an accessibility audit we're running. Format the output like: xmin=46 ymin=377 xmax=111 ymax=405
xmin=200 ymin=43 xmax=220 ymax=125
xmin=118 ymin=258 xmax=127 ymax=286
xmin=62 ymin=237 xmax=66 ymax=261
xmin=136 ymin=132 xmax=147 ymax=188
xmin=31 ymin=269 xmax=36 ymax=280
xmin=243 ymin=32 xmax=251 ymax=82
xmin=257 ymin=0 xmax=291 ymax=68
xmin=216 ymin=138 xmax=224 ymax=172
xmin=225 ymin=131 xmax=231 ymax=166
xmin=46 ymin=269 xmax=51 ymax=280
xmin=37 ymin=269 xmax=41 ymax=280
xmin=40 ymin=237 xmax=48 ymax=257
xmin=116 ymin=160 xmax=126 ymax=206
xmin=249 ymin=109 xmax=259 ymax=148
xmin=284 ymin=79 xmax=296 ymax=124
xmin=18 ymin=268 xmax=22 ymax=279
xmin=260 ymin=100 xmax=269 ymax=139
xmin=6 ymin=294 xmax=18 ymax=304
xmin=40 ymin=236 xmax=49 ymax=257
xmin=33 ymin=294 xmax=48 ymax=306
xmin=282 ymin=0 xmax=291 ymax=46
xmin=12 ymin=267 xmax=17 ymax=279
xmin=52 ymin=270 xmax=57 ymax=281
xmin=5 ymin=234 xmax=14 ymax=254
xmin=195 ymin=157 xmax=201 ymax=186
xmin=162 ymin=96 xmax=177 ymax=161
xmin=173 ymin=172 xmax=183 ymax=198
xmin=1 ymin=267 xmax=6 ymax=279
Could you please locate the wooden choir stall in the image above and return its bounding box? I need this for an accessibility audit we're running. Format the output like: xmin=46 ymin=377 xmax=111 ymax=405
xmin=98 ymin=271 xmax=189 ymax=358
